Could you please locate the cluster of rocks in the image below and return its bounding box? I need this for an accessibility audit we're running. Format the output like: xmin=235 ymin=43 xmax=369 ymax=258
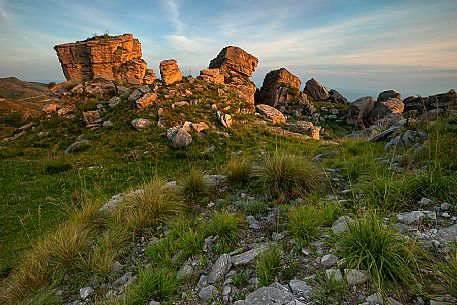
xmin=166 ymin=121 xmax=209 ymax=148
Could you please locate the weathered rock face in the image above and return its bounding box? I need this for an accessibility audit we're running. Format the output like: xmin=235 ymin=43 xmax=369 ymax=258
xmin=304 ymin=78 xmax=329 ymax=101
xmin=378 ymin=90 xmax=401 ymax=102
xmin=54 ymin=34 xmax=154 ymax=85
xmin=257 ymin=68 xmax=301 ymax=106
xmin=209 ymin=46 xmax=258 ymax=109
xmin=329 ymin=89 xmax=348 ymax=104
xmin=159 ymin=59 xmax=183 ymax=85
xmin=256 ymin=104 xmax=286 ymax=125
xmin=403 ymin=89 xmax=457 ymax=118
xmin=197 ymin=69 xmax=224 ymax=84
xmin=347 ymin=96 xmax=375 ymax=126
xmin=209 ymin=46 xmax=258 ymax=78
xmin=373 ymin=98 xmax=404 ymax=120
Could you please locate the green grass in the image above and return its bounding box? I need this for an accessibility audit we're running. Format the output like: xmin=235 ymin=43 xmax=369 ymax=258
xmin=255 ymin=150 xmax=325 ymax=201
xmin=311 ymin=272 xmax=347 ymax=305
xmin=121 ymin=267 xmax=180 ymax=304
xmin=241 ymin=200 xmax=268 ymax=217
xmin=208 ymin=210 xmax=243 ymax=254
xmin=232 ymin=272 xmax=250 ymax=288
xmin=181 ymin=167 xmax=208 ymax=201
xmin=339 ymin=213 xmax=421 ymax=295
xmin=224 ymin=156 xmax=253 ymax=186
xmin=256 ymin=244 xmax=282 ymax=287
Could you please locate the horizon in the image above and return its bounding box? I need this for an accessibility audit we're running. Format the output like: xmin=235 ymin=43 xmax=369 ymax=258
xmin=1 ymin=0 xmax=456 ymax=99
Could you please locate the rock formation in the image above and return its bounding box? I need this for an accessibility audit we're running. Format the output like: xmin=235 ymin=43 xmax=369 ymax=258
xmin=159 ymin=59 xmax=183 ymax=85
xmin=403 ymin=89 xmax=457 ymax=118
xmin=304 ymin=78 xmax=329 ymax=101
xmin=256 ymin=104 xmax=286 ymax=125
xmin=328 ymin=89 xmax=348 ymax=104
xmin=54 ymin=34 xmax=154 ymax=85
xmin=256 ymin=68 xmax=316 ymax=116
xmin=197 ymin=69 xmax=224 ymax=84
xmin=209 ymin=46 xmax=258 ymax=107
xmin=347 ymin=96 xmax=375 ymax=126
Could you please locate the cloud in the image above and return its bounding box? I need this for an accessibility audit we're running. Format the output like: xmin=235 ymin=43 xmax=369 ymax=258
xmin=161 ymin=0 xmax=184 ymax=34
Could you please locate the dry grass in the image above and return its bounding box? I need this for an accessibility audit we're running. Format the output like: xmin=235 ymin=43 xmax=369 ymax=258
xmin=225 ymin=156 xmax=253 ymax=185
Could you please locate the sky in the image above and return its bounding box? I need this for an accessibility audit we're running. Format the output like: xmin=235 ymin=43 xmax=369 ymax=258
xmin=0 ymin=0 xmax=456 ymax=100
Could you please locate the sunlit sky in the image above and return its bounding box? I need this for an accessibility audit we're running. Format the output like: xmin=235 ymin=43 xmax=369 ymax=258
xmin=1 ymin=0 xmax=456 ymax=99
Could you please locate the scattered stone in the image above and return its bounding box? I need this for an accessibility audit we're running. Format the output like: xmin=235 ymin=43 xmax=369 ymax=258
xmin=199 ymin=285 xmax=218 ymax=301
xmin=436 ymin=224 xmax=457 ymax=242
xmin=223 ymin=285 xmax=232 ymax=296
xmin=332 ymin=216 xmax=351 ymax=234
xmin=131 ymin=118 xmax=152 ymax=130
xmin=325 ymin=269 xmax=343 ymax=281
xmin=192 ymin=122 xmax=210 ymax=133
xmin=246 ymin=215 xmax=260 ymax=229
xmin=57 ymin=105 xmax=74 ymax=116
xmin=320 ymin=254 xmax=338 ymax=268
xmin=209 ymin=254 xmax=232 ymax=283
xmin=288 ymin=279 xmax=312 ymax=296
xmin=172 ymin=128 xmax=192 ymax=148
xmin=83 ymin=110 xmax=101 ymax=126
xmin=177 ymin=260 xmax=193 ymax=279
xmin=103 ymin=120 xmax=113 ymax=128
xmin=419 ymin=197 xmax=434 ymax=207
xmin=217 ymin=111 xmax=233 ymax=128
xmin=109 ymin=96 xmax=122 ymax=108
xmin=256 ymin=104 xmax=286 ymax=124
xmin=196 ymin=274 xmax=210 ymax=291
xmin=135 ymin=92 xmax=157 ymax=108
xmin=441 ymin=202 xmax=450 ymax=211
xmin=397 ymin=210 xmax=437 ymax=225
xmin=159 ymin=59 xmax=182 ymax=85
xmin=244 ymin=282 xmax=295 ymax=305
xmin=385 ymin=130 xmax=427 ymax=149
xmin=345 ymin=269 xmax=368 ymax=286
xmin=65 ymin=140 xmax=90 ymax=154
xmin=171 ymin=101 xmax=189 ymax=109
xmin=232 ymin=246 xmax=267 ymax=266
xmin=79 ymin=287 xmax=94 ymax=300
xmin=149 ymin=301 xmax=160 ymax=305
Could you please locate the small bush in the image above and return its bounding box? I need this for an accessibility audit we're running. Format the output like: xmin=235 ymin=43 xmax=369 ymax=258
xmin=256 ymin=244 xmax=282 ymax=287
xmin=311 ymin=272 xmax=347 ymax=305
xmin=339 ymin=214 xmax=421 ymax=294
xmin=44 ymin=159 xmax=72 ymax=174
xmin=256 ymin=150 xmax=323 ymax=200
xmin=208 ymin=211 xmax=242 ymax=254
xmin=225 ymin=156 xmax=253 ymax=185
xmin=288 ymin=205 xmax=322 ymax=245
xmin=242 ymin=200 xmax=268 ymax=217
xmin=145 ymin=238 xmax=178 ymax=268
xmin=232 ymin=272 xmax=250 ymax=288
xmin=181 ymin=168 xmax=208 ymax=200
xmin=123 ymin=267 xmax=179 ymax=304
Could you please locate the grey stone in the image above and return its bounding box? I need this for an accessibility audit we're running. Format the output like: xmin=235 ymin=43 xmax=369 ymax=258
xmin=100 ymin=193 xmax=125 ymax=212
xmin=345 ymin=269 xmax=368 ymax=286
xmin=441 ymin=202 xmax=451 ymax=211
xmin=247 ymin=215 xmax=260 ymax=229
xmin=325 ymin=269 xmax=343 ymax=281
xmin=288 ymin=279 xmax=312 ymax=296
xmin=172 ymin=128 xmax=192 ymax=148
xmin=232 ymin=246 xmax=267 ymax=266
xmin=332 ymin=216 xmax=351 ymax=234
xmin=419 ymin=197 xmax=434 ymax=207
xmin=177 ymin=260 xmax=192 ymax=279
xmin=108 ymin=96 xmax=121 ymax=108
xmin=103 ymin=120 xmax=113 ymax=127
xmin=65 ymin=140 xmax=90 ymax=154
xmin=166 ymin=126 xmax=180 ymax=140
xmin=244 ymin=282 xmax=295 ymax=305
xmin=195 ymin=274 xmax=210 ymax=291
xmin=367 ymin=292 xmax=403 ymax=305
xmin=436 ymin=224 xmax=457 ymax=242
xmin=112 ymin=261 xmax=123 ymax=274
xmin=209 ymin=254 xmax=232 ymax=283
xmin=131 ymin=118 xmax=152 ymax=130
xmin=199 ymin=285 xmax=218 ymax=301
xmin=222 ymin=285 xmax=232 ymax=296
xmin=320 ymin=254 xmax=338 ymax=268
xmin=79 ymin=287 xmax=94 ymax=300
xmin=148 ymin=301 xmax=160 ymax=305
xmin=397 ymin=210 xmax=436 ymax=224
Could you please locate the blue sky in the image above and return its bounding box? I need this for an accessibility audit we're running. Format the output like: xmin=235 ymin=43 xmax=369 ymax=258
xmin=1 ymin=0 xmax=456 ymax=99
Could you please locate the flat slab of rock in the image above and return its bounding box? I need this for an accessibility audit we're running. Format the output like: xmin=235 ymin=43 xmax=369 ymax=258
xmin=256 ymin=104 xmax=286 ymax=124
xmin=243 ymin=282 xmax=295 ymax=305
xmin=209 ymin=254 xmax=232 ymax=283
xmin=231 ymin=245 xmax=267 ymax=266
xmin=135 ymin=92 xmax=157 ymax=108
xmin=288 ymin=279 xmax=312 ymax=296
xmin=397 ymin=210 xmax=436 ymax=225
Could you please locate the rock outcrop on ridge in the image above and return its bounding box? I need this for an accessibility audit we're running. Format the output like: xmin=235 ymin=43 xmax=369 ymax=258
xmin=54 ymin=34 xmax=155 ymax=85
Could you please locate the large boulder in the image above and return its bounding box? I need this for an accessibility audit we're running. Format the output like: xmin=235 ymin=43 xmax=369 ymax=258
xmin=347 ymin=96 xmax=375 ymax=126
xmin=378 ymin=90 xmax=401 ymax=102
xmin=135 ymin=92 xmax=157 ymax=109
xmin=256 ymin=104 xmax=286 ymax=125
xmin=373 ymin=98 xmax=404 ymax=120
xmin=197 ymin=69 xmax=224 ymax=84
xmin=54 ymin=34 xmax=153 ymax=85
xmin=209 ymin=46 xmax=258 ymax=78
xmin=404 ymin=89 xmax=457 ymax=118
xmin=159 ymin=59 xmax=183 ymax=85
xmin=304 ymin=78 xmax=329 ymax=101
xmin=257 ymin=68 xmax=301 ymax=108
xmin=329 ymin=89 xmax=348 ymax=104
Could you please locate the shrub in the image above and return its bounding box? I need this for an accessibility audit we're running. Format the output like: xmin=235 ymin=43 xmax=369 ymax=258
xmin=208 ymin=211 xmax=242 ymax=254
xmin=181 ymin=168 xmax=208 ymax=200
xmin=256 ymin=244 xmax=282 ymax=287
xmin=232 ymin=272 xmax=250 ymax=288
xmin=288 ymin=205 xmax=322 ymax=245
xmin=117 ymin=178 xmax=183 ymax=232
xmin=44 ymin=158 xmax=72 ymax=174
xmin=145 ymin=238 xmax=178 ymax=268
xmin=225 ymin=156 xmax=253 ymax=185
xmin=256 ymin=150 xmax=323 ymax=200
xmin=123 ymin=267 xmax=179 ymax=304
xmin=242 ymin=200 xmax=268 ymax=217
xmin=339 ymin=214 xmax=421 ymax=294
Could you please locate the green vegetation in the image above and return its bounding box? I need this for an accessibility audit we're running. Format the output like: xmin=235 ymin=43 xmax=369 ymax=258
xmin=208 ymin=211 xmax=243 ymax=254
xmin=181 ymin=167 xmax=209 ymax=201
xmin=224 ymin=156 xmax=253 ymax=185
xmin=232 ymin=271 xmax=250 ymax=288
xmin=339 ymin=213 xmax=421 ymax=294
xmin=256 ymin=244 xmax=282 ymax=287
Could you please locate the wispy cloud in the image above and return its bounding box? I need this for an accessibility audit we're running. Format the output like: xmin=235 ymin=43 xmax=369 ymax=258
xmin=161 ymin=0 xmax=184 ymax=34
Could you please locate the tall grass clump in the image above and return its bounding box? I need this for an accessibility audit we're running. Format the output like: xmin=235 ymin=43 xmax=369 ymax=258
xmin=438 ymin=249 xmax=457 ymax=297
xmin=181 ymin=168 xmax=208 ymax=200
xmin=225 ymin=156 xmax=253 ymax=185
xmin=208 ymin=211 xmax=243 ymax=254
xmin=339 ymin=214 xmax=421 ymax=295
xmin=122 ymin=267 xmax=179 ymax=305
xmin=256 ymin=150 xmax=324 ymax=200
xmin=256 ymin=244 xmax=282 ymax=287
xmin=116 ymin=178 xmax=183 ymax=232
xmin=288 ymin=205 xmax=322 ymax=245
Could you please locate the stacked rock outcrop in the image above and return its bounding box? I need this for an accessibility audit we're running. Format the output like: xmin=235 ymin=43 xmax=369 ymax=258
xmin=209 ymin=46 xmax=258 ymax=108
xmin=159 ymin=59 xmax=183 ymax=85
xmin=257 ymin=68 xmax=316 ymax=116
xmin=54 ymin=34 xmax=154 ymax=85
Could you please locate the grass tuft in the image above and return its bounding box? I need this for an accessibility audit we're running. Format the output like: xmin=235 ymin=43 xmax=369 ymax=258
xmin=225 ymin=156 xmax=253 ymax=185
xmin=208 ymin=210 xmax=243 ymax=254
xmin=256 ymin=150 xmax=324 ymax=200
xmin=256 ymin=244 xmax=282 ymax=287
xmin=181 ymin=168 xmax=209 ymax=200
